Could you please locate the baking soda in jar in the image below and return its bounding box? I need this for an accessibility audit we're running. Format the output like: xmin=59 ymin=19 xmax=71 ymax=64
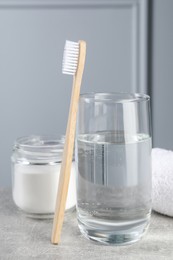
xmin=11 ymin=135 xmax=76 ymax=218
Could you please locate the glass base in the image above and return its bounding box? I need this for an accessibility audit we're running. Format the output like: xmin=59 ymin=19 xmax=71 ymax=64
xmin=78 ymin=217 xmax=150 ymax=246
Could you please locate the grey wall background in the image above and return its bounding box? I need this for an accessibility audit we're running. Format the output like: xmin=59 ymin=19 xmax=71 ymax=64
xmin=0 ymin=0 xmax=148 ymax=187
xmin=3 ymin=0 xmax=173 ymax=186
xmin=152 ymin=0 xmax=173 ymax=150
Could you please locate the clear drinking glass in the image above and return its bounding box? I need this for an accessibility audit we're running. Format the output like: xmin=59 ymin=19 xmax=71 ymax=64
xmin=75 ymin=92 xmax=152 ymax=245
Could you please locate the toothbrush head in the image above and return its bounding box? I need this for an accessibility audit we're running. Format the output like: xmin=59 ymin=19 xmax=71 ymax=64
xmin=62 ymin=40 xmax=79 ymax=76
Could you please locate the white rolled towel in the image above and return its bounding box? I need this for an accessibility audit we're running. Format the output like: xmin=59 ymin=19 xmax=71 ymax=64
xmin=152 ymin=148 xmax=173 ymax=217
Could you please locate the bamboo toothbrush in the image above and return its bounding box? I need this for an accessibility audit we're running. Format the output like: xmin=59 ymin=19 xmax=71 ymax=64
xmin=51 ymin=40 xmax=86 ymax=244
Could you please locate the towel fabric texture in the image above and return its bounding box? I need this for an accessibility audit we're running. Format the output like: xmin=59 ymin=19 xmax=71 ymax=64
xmin=152 ymin=148 xmax=173 ymax=217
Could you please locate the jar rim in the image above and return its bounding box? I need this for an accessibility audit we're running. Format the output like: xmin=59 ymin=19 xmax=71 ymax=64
xmin=14 ymin=135 xmax=64 ymax=150
xmin=12 ymin=135 xmax=66 ymax=164
xmin=80 ymin=92 xmax=150 ymax=103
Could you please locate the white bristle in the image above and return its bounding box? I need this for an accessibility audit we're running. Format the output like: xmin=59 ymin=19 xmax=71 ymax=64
xmin=62 ymin=40 xmax=79 ymax=75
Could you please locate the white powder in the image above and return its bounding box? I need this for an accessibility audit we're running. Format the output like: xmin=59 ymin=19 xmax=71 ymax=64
xmin=13 ymin=162 xmax=76 ymax=214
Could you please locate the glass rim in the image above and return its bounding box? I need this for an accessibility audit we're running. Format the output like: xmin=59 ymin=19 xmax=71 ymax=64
xmin=79 ymin=92 xmax=150 ymax=103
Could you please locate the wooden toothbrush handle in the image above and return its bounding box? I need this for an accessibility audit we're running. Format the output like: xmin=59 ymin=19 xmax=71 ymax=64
xmin=51 ymin=41 xmax=86 ymax=244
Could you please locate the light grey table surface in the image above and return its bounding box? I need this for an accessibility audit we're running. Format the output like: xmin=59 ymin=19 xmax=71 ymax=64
xmin=0 ymin=189 xmax=173 ymax=260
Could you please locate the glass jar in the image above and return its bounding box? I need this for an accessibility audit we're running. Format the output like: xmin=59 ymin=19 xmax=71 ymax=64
xmin=11 ymin=135 xmax=76 ymax=218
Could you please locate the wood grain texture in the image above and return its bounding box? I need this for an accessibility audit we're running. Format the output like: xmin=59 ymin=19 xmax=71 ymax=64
xmin=0 ymin=189 xmax=173 ymax=259
xmin=51 ymin=40 xmax=86 ymax=244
